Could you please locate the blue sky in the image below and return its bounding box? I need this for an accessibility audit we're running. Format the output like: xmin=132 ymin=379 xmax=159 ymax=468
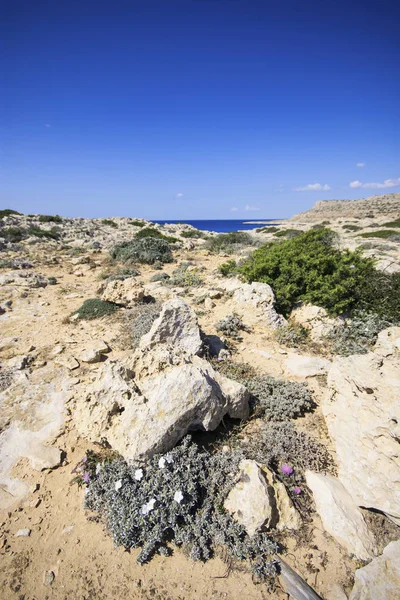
xmin=1 ymin=0 xmax=399 ymax=219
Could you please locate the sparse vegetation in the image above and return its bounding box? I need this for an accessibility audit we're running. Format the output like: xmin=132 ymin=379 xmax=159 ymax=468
xmin=135 ymin=227 xmax=179 ymax=244
xmin=128 ymin=220 xmax=146 ymax=227
xmin=128 ymin=301 xmax=161 ymax=347
xmin=381 ymin=218 xmax=400 ymax=228
xmin=325 ymin=310 xmax=392 ymax=356
xmin=84 ymin=437 xmax=279 ymax=579
xmin=0 ymin=209 xmax=22 ymax=219
xmin=206 ymin=231 xmax=256 ymax=254
xmin=167 ymin=263 xmax=203 ymax=288
xmin=273 ymin=229 xmax=301 ymax=238
xmin=72 ymin=298 xmax=119 ymax=320
xmin=180 ymin=230 xmax=206 ymax=239
xmin=101 ymin=219 xmax=118 ymax=228
xmin=38 ymin=214 xmax=63 ymax=223
xmin=216 ymin=314 xmax=248 ymax=341
xmin=255 ymin=226 xmax=279 ymax=233
xmin=218 ymin=259 xmax=238 ymax=277
xmin=275 ymin=323 xmax=309 ymax=348
xmin=358 ymin=229 xmax=400 ymax=240
xmin=342 ymin=224 xmax=361 ymax=231
xmin=110 ymin=238 xmax=174 ymax=265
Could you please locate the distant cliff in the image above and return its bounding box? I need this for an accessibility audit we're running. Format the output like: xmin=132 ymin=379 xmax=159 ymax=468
xmin=290 ymin=193 xmax=400 ymax=222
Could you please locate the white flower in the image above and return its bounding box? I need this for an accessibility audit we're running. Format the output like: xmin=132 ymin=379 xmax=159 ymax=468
xmin=174 ymin=490 xmax=184 ymax=504
xmin=134 ymin=468 xmax=143 ymax=481
xmin=115 ymin=480 xmax=123 ymax=491
xmin=141 ymin=498 xmax=156 ymax=515
xmin=96 ymin=463 xmax=102 ymax=475
xmin=350 ymin=265 xmax=355 ymax=269
xmin=158 ymin=457 xmax=166 ymax=469
xmin=165 ymin=454 xmax=174 ymax=464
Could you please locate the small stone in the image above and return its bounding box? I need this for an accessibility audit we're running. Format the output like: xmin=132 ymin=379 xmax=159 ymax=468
xmin=44 ymin=570 xmax=55 ymax=585
xmin=15 ymin=529 xmax=31 ymax=537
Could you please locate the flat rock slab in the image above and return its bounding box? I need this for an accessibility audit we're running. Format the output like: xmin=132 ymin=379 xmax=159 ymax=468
xmin=286 ymin=354 xmax=331 ymax=377
xmin=350 ymin=541 xmax=400 ymax=600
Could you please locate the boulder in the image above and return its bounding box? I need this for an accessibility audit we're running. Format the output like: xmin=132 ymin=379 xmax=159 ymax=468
xmin=373 ymin=326 xmax=400 ymax=357
xmin=290 ymin=303 xmax=340 ymax=341
xmin=349 ymin=541 xmax=400 ymax=600
xmin=74 ymin=354 xmax=249 ymax=460
xmin=323 ymin=352 xmax=400 ymax=525
xmin=286 ymin=354 xmax=331 ymax=378
xmin=140 ymin=298 xmax=203 ymax=355
xmin=224 ymin=459 xmax=300 ymax=536
xmin=76 ymin=340 xmax=111 ymax=363
xmin=102 ymin=277 xmax=144 ymax=306
xmin=306 ymin=471 xmax=375 ymax=560
xmin=219 ymin=278 xmax=286 ymax=328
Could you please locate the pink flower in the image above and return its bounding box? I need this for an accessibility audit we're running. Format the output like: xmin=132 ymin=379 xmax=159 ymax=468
xmin=82 ymin=455 xmax=87 ymax=463
xmin=293 ymin=486 xmax=302 ymax=495
xmin=82 ymin=472 xmax=90 ymax=484
xmin=281 ymin=464 xmax=293 ymax=475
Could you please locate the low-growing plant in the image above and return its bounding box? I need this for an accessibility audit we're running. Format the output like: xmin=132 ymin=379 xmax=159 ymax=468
xmin=110 ymin=238 xmax=174 ymax=265
xmin=101 ymin=219 xmax=118 ymax=228
xmin=381 ymin=218 xmax=400 ymax=228
xmin=167 ymin=263 xmax=203 ymax=288
xmin=0 ymin=209 xmax=22 ymax=219
xmin=149 ymin=272 xmax=170 ymax=282
xmin=38 ymin=214 xmax=63 ymax=223
xmin=207 ymin=231 xmax=256 ymax=254
xmin=135 ymin=227 xmax=179 ymax=244
xmin=0 ymin=227 xmax=27 ymax=243
xmin=218 ymin=259 xmax=238 ymax=277
xmin=239 ymin=228 xmax=377 ymax=317
xmin=180 ymin=230 xmax=205 ymax=239
xmin=216 ymin=314 xmax=248 ymax=341
xmin=358 ymin=230 xmax=400 ymax=240
xmin=47 ymin=276 xmax=57 ymax=285
xmin=325 ymin=310 xmax=393 ymax=356
xmin=128 ymin=220 xmax=146 ymax=227
xmin=273 ymin=229 xmax=301 ymax=238
xmin=72 ymin=298 xmax=119 ymax=320
xmin=83 ymin=437 xmax=279 ymax=579
xmin=255 ymin=226 xmax=279 ymax=233
xmin=27 ymin=226 xmax=61 ymax=240
xmin=128 ymin=301 xmax=161 ymax=347
xmin=275 ymin=323 xmax=309 ymax=348
xmin=342 ymin=224 xmax=361 ymax=231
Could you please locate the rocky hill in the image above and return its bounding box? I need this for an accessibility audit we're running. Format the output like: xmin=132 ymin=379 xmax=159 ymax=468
xmin=290 ymin=193 xmax=400 ymax=222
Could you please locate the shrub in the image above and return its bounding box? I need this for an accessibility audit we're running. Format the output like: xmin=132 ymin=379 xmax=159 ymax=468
xmin=128 ymin=220 xmax=146 ymax=227
xmin=0 ymin=227 xmax=27 ymax=242
xmin=206 ymin=231 xmax=256 ymax=254
xmin=83 ymin=437 xmax=278 ymax=579
xmin=47 ymin=276 xmax=57 ymax=285
xmin=358 ymin=230 xmax=400 ymax=240
xmin=356 ymin=271 xmax=400 ymax=324
xmin=342 ymin=224 xmax=361 ymax=231
xmin=135 ymin=227 xmax=179 ymax=244
xmin=38 ymin=214 xmax=63 ymax=223
xmin=218 ymin=259 xmax=238 ymax=277
xmin=101 ymin=219 xmax=118 ymax=228
xmin=149 ymin=272 xmax=170 ymax=282
xmin=0 ymin=209 xmax=22 ymax=219
xmin=27 ymin=226 xmax=61 ymax=240
xmin=275 ymin=323 xmax=309 ymax=348
xmin=325 ymin=310 xmax=391 ymax=356
xmin=110 ymin=238 xmax=174 ymax=265
xmin=381 ymin=218 xmax=400 ymax=228
xmin=180 ymin=230 xmax=205 ymax=239
xmin=239 ymin=228 xmax=377 ymax=317
xmin=255 ymin=226 xmax=279 ymax=233
xmin=104 ymin=268 xmax=140 ymax=283
xmin=216 ymin=314 xmax=248 ymax=341
xmin=273 ymin=229 xmax=301 ymax=238
xmin=167 ymin=263 xmax=203 ymax=288
xmin=128 ymin=301 xmax=161 ymax=347
xmin=72 ymin=298 xmax=119 ymax=320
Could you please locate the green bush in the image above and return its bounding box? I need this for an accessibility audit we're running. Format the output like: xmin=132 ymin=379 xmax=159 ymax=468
xmin=27 ymin=226 xmax=61 ymax=240
xmin=239 ymin=228 xmax=376 ymax=317
xmin=273 ymin=229 xmax=301 ymax=238
xmin=0 ymin=209 xmax=22 ymax=219
xmin=218 ymin=259 xmax=238 ymax=276
xmin=101 ymin=219 xmax=118 ymax=228
xmin=167 ymin=263 xmax=203 ymax=288
xmin=180 ymin=229 xmax=205 ymax=239
xmin=207 ymin=231 xmax=255 ymax=254
xmin=325 ymin=310 xmax=392 ymax=356
xmin=72 ymin=298 xmax=119 ymax=320
xmin=255 ymin=226 xmax=279 ymax=233
xmin=1 ymin=227 xmax=27 ymax=242
xmin=342 ymin=224 xmax=361 ymax=231
xmin=38 ymin=214 xmax=63 ymax=223
xmin=357 ymin=271 xmax=400 ymax=323
xmin=128 ymin=220 xmax=146 ymax=227
xmin=275 ymin=323 xmax=309 ymax=348
xmin=135 ymin=227 xmax=179 ymax=244
xmin=358 ymin=230 xmax=399 ymax=240
xmin=111 ymin=237 xmax=174 ymax=265
xmin=381 ymin=218 xmax=400 ymax=228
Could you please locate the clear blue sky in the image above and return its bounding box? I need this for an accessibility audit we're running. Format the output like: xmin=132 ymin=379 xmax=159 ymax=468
xmin=1 ymin=0 xmax=399 ymax=219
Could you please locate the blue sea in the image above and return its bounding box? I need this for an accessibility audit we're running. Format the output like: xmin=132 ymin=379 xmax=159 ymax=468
xmin=154 ymin=219 xmax=282 ymax=233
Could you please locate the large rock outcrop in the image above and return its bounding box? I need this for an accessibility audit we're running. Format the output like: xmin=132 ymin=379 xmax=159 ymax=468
xmin=349 ymin=541 xmax=400 ymax=600
xmin=140 ymin=298 xmax=203 ymax=355
xmin=306 ymin=471 xmax=375 ymax=560
xmin=322 ymin=349 xmax=400 ymax=525
xmin=101 ymin=277 xmax=144 ymax=306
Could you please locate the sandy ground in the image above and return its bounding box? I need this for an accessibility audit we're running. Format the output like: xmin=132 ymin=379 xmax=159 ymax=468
xmin=0 ymin=244 xmax=376 ymax=600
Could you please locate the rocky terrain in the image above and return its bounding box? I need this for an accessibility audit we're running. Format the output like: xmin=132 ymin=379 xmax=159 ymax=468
xmin=290 ymin=192 xmax=400 ymax=222
xmin=0 ymin=202 xmax=399 ymax=600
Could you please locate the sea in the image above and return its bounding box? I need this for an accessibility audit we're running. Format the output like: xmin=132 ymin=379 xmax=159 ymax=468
xmin=153 ymin=219 xmax=282 ymax=233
